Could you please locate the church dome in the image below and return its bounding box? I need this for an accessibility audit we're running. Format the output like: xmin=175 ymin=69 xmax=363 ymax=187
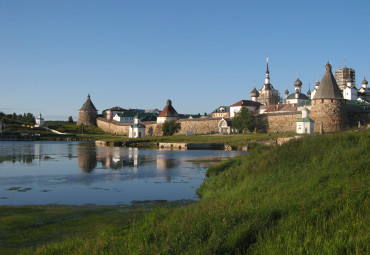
xmin=287 ymin=93 xmax=310 ymax=100
xmin=250 ymin=87 xmax=259 ymax=97
xmin=285 ymin=89 xmax=289 ymax=95
xmin=307 ymin=90 xmax=311 ymax=96
xmin=362 ymin=77 xmax=368 ymax=85
xmin=294 ymin=78 xmax=302 ymax=87
xmin=315 ymin=80 xmax=320 ymax=87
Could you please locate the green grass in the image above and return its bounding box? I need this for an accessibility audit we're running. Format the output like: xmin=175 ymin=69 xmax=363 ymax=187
xmin=2 ymin=130 xmax=369 ymax=254
xmin=0 ymin=202 xmax=193 ymax=254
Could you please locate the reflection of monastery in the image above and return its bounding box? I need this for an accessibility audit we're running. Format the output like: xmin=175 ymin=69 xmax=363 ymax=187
xmin=78 ymin=59 xmax=370 ymax=135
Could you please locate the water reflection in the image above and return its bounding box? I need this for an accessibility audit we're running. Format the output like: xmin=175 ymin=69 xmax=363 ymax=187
xmin=0 ymin=141 xmax=247 ymax=205
xmin=77 ymin=143 xmax=97 ymax=173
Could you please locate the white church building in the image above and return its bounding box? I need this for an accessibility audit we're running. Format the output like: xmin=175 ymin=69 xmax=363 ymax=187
xmin=296 ymin=107 xmax=314 ymax=134
xmin=129 ymin=115 xmax=146 ymax=138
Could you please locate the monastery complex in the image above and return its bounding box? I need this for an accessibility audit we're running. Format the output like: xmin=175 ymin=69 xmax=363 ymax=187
xmin=77 ymin=60 xmax=370 ymax=136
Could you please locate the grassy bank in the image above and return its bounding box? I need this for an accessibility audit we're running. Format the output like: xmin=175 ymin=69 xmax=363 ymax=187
xmin=0 ymin=201 xmax=192 ymax=254
xmin=2 ymin=130 xmax=368 ymax=254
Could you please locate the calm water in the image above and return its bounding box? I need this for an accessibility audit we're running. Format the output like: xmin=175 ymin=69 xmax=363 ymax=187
xmin=0 ymin=141 xmax=246 ymax=205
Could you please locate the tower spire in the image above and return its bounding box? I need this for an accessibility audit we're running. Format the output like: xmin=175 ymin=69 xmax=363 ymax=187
xmin=266 ymin=57 xmax=269 ymax=74
xmin=344 ymin=55 xmax=347 ymax=68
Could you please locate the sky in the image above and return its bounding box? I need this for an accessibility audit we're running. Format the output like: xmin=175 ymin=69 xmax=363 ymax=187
xmin=1 ymin=0 xmax=369 ymax=120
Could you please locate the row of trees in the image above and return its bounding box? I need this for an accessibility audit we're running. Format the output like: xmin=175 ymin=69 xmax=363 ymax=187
xmin=0 ymin=112 xmax=36 ymax=124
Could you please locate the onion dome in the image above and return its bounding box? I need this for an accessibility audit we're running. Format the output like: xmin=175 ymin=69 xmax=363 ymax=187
xmin=307 ymin=90 xmax=311 ymax=96
xmin=362 ymin=77 xmax=368 ymax=85
xmin=315 ymin=80 xmax=320 ymax=87
xmin=250 ymin=87 xmax=259 ymax=97
xmin=285 ymin=89 xmax=289 ymax=95
xmin=294 ymin=78 xmax=303 ymax=87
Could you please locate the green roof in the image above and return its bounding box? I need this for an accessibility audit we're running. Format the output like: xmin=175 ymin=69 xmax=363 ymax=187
xmin=131 ymin=123 xmax=146 ymax=128
xmin=297 ymin=117 xmax=313 ymax=123
xmin=298 ymin=101 xmax=311 ymax=107
xmin=346 ymin=100 xmax=370 ymax=106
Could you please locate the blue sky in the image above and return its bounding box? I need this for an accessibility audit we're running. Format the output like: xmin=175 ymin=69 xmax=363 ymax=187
xmin=1 ymin=0 xmax=369 ymax=120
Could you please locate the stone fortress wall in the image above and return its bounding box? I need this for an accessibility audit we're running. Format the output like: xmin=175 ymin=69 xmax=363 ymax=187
xmin=97 ymin=113 xmax=307 ymax=136
xmin=256 ymin=112 xmax=302 ymax=133
xmin=97 ymin=118 xmax=222 ymax=136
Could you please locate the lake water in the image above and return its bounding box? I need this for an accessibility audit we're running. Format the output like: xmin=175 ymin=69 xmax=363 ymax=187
xmin=0 ymin=141 xmax=246 ymax=205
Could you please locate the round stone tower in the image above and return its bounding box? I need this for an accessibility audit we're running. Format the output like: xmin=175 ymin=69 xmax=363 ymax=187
xmin=310 ymin=63 xmax=347 ymax=132
xmin=77 ymin=94 xmax=98 ymax=126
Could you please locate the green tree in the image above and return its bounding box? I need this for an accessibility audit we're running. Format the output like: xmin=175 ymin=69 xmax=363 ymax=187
xmin=232 ymin=107 xmax=255 ymax=133
xmin=68 ymin=116 xmax=74 ymax=123
xmin=162 ymin=121 xmax=181 ymax=136
xmin=24 ymin=113 xmax=35 ymax=124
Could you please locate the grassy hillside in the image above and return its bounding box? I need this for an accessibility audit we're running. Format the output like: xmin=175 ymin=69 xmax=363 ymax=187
xmin=18 ymin=130 xmax=370 ymax=254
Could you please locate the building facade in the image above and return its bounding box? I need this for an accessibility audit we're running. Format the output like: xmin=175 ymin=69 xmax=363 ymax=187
xmin=257 ymin=59 xmax=280 ymax=105
xmin=157 ymin=99 xmax=180 ymax=123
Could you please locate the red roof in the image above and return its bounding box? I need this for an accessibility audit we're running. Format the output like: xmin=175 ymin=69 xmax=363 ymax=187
xmin=158 ymin=100 xmax=179 ymax=117
xmin=263 ymin=104 xmax=297 ymax=112
xmin=230 ymin=100 xmax=261 ymax=108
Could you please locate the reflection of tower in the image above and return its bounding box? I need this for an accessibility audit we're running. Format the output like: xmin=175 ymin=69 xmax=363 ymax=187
xmin=34 ymin=143 xmax=41 ymax=162
xmin=128 ymin=147 xmax=139 ymax=169
xmin=156 ymin=154 xmax=181 ymax=183
xmin=77 ymin=143 xmax=97 ymax=173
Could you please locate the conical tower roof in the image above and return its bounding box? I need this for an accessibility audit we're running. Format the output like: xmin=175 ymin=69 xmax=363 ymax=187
xmin=158 ymin=99 xmax=179 ymax=117
xmin=313 ymin=63 xmax=343 ymax=99
xmin=80 ymin=94 xmax=97 ymax=111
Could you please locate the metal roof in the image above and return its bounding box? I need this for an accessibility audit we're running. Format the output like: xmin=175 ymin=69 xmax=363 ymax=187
xmin=287 ymin=93 xmax=310 ymax=100
xmin=313 ymin=63 xmax=343 ymax=99
xmin=80 ymin=94 xmax=97 ymax=111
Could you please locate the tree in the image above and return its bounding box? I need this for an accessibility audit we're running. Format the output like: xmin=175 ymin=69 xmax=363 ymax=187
xmin=162 ymin=121 xmax=181 ymax=136
xmin=231 ymin=107 xmax=255 ymax=133
xmin=68 ymin=116 xmax=74 ymax=123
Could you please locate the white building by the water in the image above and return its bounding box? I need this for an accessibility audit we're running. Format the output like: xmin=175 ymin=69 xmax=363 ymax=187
xmin=35 ymin=114 xmax=44 ymax=127
xmin=129 ymin=115 xmax=146 ymax=138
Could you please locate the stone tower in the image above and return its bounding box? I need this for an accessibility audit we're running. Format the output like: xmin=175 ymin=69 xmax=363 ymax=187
xmin=77 ymin=94 xmax=98 ymax=126
xmin=310 ymin=63 xmax=347 ymax=132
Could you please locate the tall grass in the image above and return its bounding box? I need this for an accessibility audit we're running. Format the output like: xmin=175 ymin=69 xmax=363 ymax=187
xmin=23 ymin=130 xmax=370 ymax=254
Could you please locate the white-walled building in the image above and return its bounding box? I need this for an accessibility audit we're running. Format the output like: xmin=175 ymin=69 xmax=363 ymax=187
xmin=358 ymin=75 xmax=370 ymax=101
xmin=218 ymin=118 xmax=232 ymax=134
xmin=35 ymin=114 xmax=44 ymax=127
xmin=129 ymin=115 xmax=146 ymax=138
xmin=229 ymin=100 xmax=261 ymax=118
xmin=296 ymin=107 xmax=314 ymax=134
xmin=157 ymin=99 xmax=179 ymax=123
xmin=310 ymin=80 xmax=320 ymax=99
xmin=342 ymin=78 xmax=358 ymax=100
